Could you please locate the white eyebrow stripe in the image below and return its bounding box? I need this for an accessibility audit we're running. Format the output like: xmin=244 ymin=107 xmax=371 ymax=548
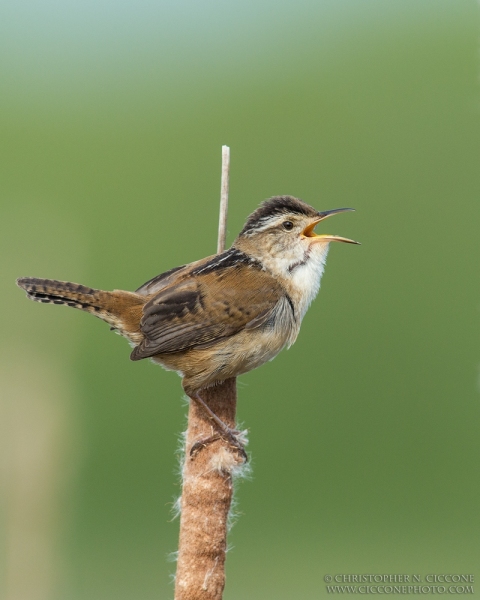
xmin=243 ymin=215 xmax=289 ymax=234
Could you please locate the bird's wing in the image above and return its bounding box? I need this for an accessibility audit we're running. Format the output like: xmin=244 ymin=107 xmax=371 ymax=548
xmin=130 ymin=257 xmax=284 ymax=360
xmin=135 ymin=260 xmax=205 ymax=296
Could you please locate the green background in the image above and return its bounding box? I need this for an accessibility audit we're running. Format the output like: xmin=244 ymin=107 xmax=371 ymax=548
xmin=1 ymin=1 xmax=479 ymax=598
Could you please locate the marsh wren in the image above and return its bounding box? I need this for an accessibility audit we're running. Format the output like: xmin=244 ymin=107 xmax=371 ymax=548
xmin=17 ymin=196 xmax=358 ymax=459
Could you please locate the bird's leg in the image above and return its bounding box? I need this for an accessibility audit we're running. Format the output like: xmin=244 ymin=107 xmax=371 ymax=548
xmin=189 ymin=393 xmax=248 ymax=462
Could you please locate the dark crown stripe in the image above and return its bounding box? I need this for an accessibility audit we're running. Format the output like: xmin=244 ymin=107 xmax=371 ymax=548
xmin=239 ymin=195 xmax=319 ymax=235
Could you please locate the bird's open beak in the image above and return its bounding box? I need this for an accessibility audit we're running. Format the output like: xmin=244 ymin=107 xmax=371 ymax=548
xmin=302 ymin=208 xmax=360 ymax=244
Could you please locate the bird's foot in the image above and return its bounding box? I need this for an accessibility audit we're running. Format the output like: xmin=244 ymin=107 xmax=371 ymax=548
xmin=188 ymin=392 xmax=248 ymax=461
xmin=190 ymin=427 xmax=248 ymax=462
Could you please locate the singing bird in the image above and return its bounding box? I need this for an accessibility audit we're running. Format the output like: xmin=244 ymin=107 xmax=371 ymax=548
xmin=17 ymin=196 xmax=358 ymax=458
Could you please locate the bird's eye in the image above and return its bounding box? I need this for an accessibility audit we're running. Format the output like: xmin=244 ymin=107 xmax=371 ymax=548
xmin=282 ymin=221 xmax=294 ymax=231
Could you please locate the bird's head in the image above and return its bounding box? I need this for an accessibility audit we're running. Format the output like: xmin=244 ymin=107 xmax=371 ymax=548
xmin=234 ymin=195 xmax=359 ymax=276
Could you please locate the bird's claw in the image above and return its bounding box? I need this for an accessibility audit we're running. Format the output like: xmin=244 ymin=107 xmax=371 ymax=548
xmin=190 ymin=428 xmax=248 ymax=462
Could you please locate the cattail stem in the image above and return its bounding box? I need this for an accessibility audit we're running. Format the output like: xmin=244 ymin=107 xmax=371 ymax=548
xmin=174 ymin=380 xmax=238 ymax=600
xmin=174 ymin=147 xmax=240 ymax=600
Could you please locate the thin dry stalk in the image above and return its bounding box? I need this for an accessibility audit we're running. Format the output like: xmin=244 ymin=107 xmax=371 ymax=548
xmin=174 ymin=146 xmax=240 ymax=600
xmin=217 ymin=145 xmax=230 ymax=255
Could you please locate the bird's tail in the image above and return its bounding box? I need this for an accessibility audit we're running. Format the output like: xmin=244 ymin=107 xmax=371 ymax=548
xmin=16 ymin=277 xmax=144 ymax=340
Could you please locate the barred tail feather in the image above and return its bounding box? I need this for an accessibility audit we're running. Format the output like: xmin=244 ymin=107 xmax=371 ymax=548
xmin=17 ymin=277 xmax=107 ymax=311
xmin=16 ymin=277 xmax=144 ymax=343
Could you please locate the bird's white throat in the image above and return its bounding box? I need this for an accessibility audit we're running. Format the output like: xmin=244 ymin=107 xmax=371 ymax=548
xmin=288 ymin=244 xmax=330 ymax=320
xmin=258 ymin=241 xmax=330 ymax=323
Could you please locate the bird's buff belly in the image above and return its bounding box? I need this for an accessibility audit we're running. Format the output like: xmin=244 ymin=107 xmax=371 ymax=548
xmin=151 ymin=326 xmax=292 ymax=395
